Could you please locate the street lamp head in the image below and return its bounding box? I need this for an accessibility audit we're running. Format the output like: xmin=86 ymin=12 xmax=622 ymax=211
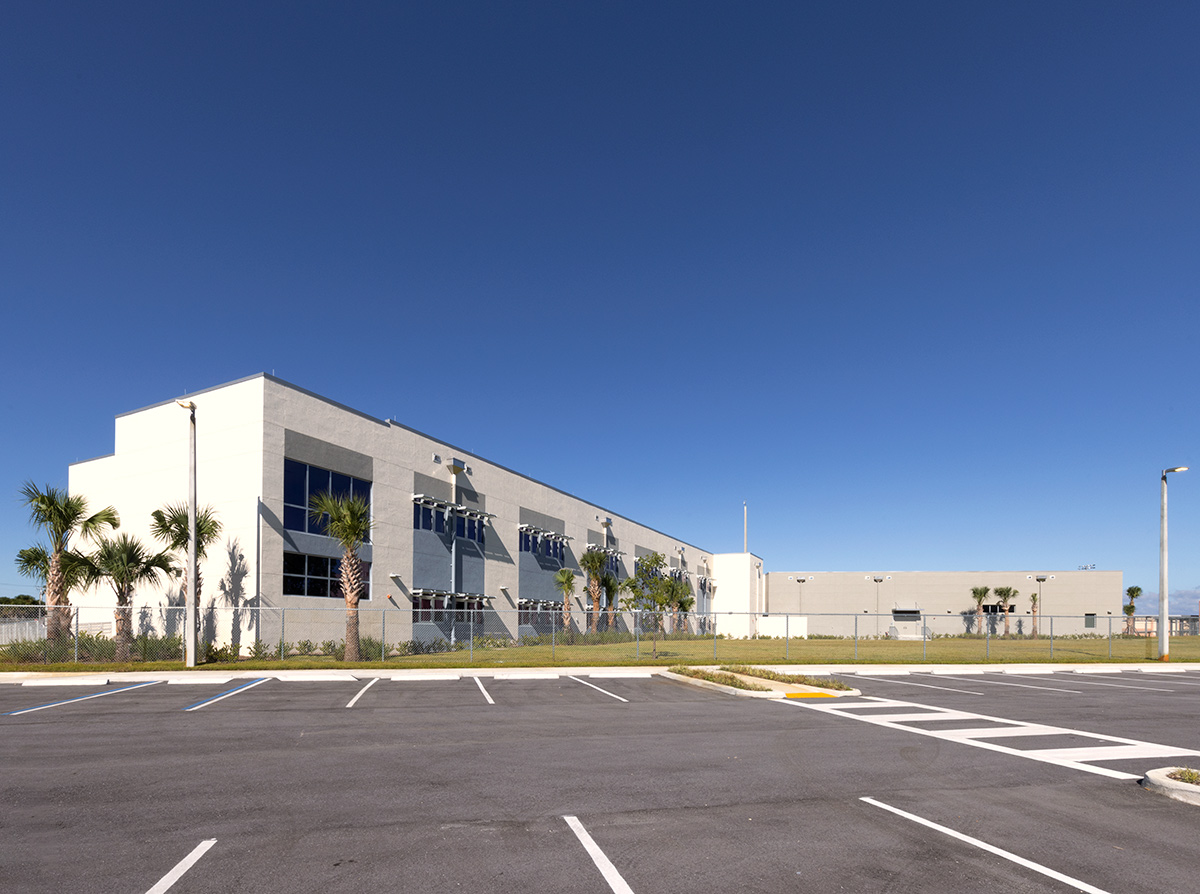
xmin=176 ymin=399 xmax=196 ymax=411
xmin=1163 ymin=466 xmax=1188 ymax=475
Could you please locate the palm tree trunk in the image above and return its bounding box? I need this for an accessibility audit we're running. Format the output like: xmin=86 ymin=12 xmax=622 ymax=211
xmin=976 ymin=605 xmax=983 ymax=636
xmin=114 ymin=595 xmax=134 ymax=663
xmin=588 ymin=578 xmax=601 ymax=634
xmin=1031 ymin=604 xmax=1039 ymax=638
xmin=342 ymin=550 xmax=362 ymax=662
xmin=46 ymin=550 xmax=71 ymax=645
xmin=1003 ymin=606 xmax=1011 ymax=637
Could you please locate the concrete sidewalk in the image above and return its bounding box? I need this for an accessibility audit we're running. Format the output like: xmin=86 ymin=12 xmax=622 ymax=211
xmin=3 ymin=661 xmax=1194 ymax=686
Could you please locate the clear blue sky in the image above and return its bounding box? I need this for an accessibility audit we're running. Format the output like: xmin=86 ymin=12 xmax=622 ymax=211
xmin=2 ymin=2 xmax=1197 ymax=610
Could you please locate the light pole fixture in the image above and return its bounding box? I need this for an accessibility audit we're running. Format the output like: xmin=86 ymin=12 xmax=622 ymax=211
xmin=1160 ymin=466 xmax=1189 ymax=661
xmin=176 ymin=400 xmax=198 ymax=668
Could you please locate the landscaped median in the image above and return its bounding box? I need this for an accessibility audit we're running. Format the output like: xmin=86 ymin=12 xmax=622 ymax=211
xmin=1141 ymin=767 xmax=1200 ymax=806
xmin=662 ymin=665 xmax=859 ymax=698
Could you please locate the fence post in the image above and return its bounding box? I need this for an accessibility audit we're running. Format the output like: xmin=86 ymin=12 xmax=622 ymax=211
xmin=1050 ymin=616 xmax=1054 ymax=659
xmin=636 ymin=610 xmax=640 ymax=660
xmin=986 ymin=620 xmax=990 ymax=660
xmin=381 ymin=610 xmax=386 ymax=661
xmin=74 ymin=610 xmax=79 ymax=664
xmin=854 ymin=614 xmax=858 ymax=660
xmin=551 ymin=618 xmax=555 ymax=661
xmin=713 ymin=614 xmax=717 ymax=662
xmin=922 ymin=614 xmax=926 ymax=662
xmin=280 ymin=607 xmax=286 ymax=661
xmin=785 ymin=614 xmax=789 ymax=660
xmin=1108 ymin=615 xmax=1112 ymax=659
xmin=469 ymin=612 xmax=474 ymax=664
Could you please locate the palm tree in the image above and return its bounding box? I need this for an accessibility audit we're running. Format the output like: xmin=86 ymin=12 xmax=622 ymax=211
xmin=83 ymin=534 xmax=174 ymax=662
xmin=578 ymin=548 xmax=608 ymax=635
xmin=150 ymin=502 xmax=223 ymax=611
xmin=1029 ymin=589 xmax=1040 ymax=638
xmin=994 ymin=587 xmax=1017 ymax=636
xmin=970 ymin=586 xmax=990 ymax=636
xmin=667 ymin=577 xmax=695 ymax=635
xmin=308 ymin=491 xmax=371 ymax=662
xmin=601 ymin=571 xmax=619 ymax=631
xmin=1124 ymin=585 xmax=1142 ymax=635
xmin=19 ymin=482 xmax=119 ymax=643
xmin=554 ymin=568 xmax=576 ymax=636
xmin=16 ymin=544 xmax=90 ymax=603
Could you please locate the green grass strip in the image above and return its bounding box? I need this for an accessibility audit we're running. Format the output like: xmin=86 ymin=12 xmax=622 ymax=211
xmin=669 ymin=665 xmax=770 ymax=690
xmin=720 ymin=664 xmax=852 ymax=690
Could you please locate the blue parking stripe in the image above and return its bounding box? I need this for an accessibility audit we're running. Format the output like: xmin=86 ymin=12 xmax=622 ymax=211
xmin=182 ymin=678 xmax=269 ymax=711
xmin=5 ymin=680 xmax=162 ymax=716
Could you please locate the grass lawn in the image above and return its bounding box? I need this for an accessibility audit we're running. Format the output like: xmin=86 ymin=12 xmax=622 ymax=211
xmin=3 ymin=633 xmax=1193 ymax=673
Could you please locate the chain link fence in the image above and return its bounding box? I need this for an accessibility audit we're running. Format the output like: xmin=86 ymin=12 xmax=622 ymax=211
xmin=1 ymin=603 xmax=1196 ymax=665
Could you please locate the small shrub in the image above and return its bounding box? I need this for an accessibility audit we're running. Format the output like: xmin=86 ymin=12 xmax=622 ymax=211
xmin=1169 ymin=767 xmax=1200 ymax=786
xmin=249 ymin=639 xmax=274 ymax=660
xmin=296 ymin=639 xmax=316 ymax=656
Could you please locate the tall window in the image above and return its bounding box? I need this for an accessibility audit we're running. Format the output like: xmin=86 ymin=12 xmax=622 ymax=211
xmin=283 ymin=551 xmax=371 ymax=600
xmin=284 ymin=459 xmax=371 ymax=536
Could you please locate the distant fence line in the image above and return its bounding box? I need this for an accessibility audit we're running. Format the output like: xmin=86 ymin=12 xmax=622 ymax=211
xmin=1 ymin=604 xmax=1196 ymax=665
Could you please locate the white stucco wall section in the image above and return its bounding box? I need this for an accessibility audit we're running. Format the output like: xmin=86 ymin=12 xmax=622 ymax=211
xmin=68 ymin=378 xmax=266 ymax=633
xmin=709 ymin=552 xmax=766 ymax=638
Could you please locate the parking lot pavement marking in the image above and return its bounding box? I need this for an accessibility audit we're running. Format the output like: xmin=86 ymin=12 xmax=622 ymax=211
xmin=842 ymin=673 xmax=984 ymax=695
xmin=181 ymin=678 xmax=268 ymax=711
xmin=563 ymin=815 xmax=636 ymax=894
xmin=345 ymin=676 xmax=379 ymax=708
xmin=937 ymin=674 xmax=1082 ymax=693
xmin=568 ymin=675 xmax=629 ymax=702
xmin=860 ymin=798 xmax=1112 ymax=894
xmin=4 ymin=680 xmax=162 ymax=716
xmin=787 ymin=696 xmax=1200 ymax=780
xmin=473 ymin=676 xmax=495 ymax=705
xmin=1016 ymin=674 xmax=1174 ymax=692
xmin=144 ymin=839 xmax=216 ymax=894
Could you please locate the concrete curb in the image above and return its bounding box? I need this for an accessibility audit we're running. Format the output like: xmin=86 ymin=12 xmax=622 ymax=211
xmin=1141 ymin=768 xmax=1200 ymax=806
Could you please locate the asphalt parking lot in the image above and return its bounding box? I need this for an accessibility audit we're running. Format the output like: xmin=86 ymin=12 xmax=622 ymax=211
xmin=2 ymin=668 xmax=1199 ymax=894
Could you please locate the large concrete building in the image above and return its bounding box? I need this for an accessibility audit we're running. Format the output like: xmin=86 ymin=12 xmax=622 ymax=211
xmin=66 ymin=374 xmax=1121 ymax=648
xmin=68 ymin=374 xmax=763 ymax=644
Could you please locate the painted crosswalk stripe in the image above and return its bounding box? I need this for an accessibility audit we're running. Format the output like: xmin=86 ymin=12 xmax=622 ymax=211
xmin=785 ymin=695 xmax=1200 ymax=780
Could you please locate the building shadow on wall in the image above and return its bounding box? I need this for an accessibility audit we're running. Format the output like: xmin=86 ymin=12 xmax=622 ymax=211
xmin=211 ymin=537 xmax=253 ymax=653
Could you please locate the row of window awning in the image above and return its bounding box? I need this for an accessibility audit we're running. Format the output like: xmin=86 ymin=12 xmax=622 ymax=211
xmin=518 ymin=598 xmax=564 ymax=609
xmin=517 ymin=523 xmax=572 ymax=543
xmin=584 ymin=544 xmax=625 ymax=557
xmin=410 ymin=588 xmax=494 ymax=602
xmin=411 ymin=494 xmax=495 ymax=522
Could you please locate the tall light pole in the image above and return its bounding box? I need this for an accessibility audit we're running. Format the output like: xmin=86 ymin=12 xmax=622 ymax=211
xmin=1160 ymin=466 xmax=1188 ymax=661
xmin=176 ymin=400 xmax=198 ymax=668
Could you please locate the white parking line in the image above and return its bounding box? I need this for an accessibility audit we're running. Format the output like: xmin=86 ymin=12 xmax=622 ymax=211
xmin=861 ymin=798 xmax=1111 ymax=894
xmin=848 ymin=674 xmax=983 ymax=695
xmin=5 ymin=680 xmax=162 ymax=716
xmin=938 ymin=674 xmax=1082 ymax=693
xmin=145 ymin=839 xmax=217 ymax=894
xmin=1013 ymin=674 xmax=1173 ymax=692
xmin=473 ymin=676 xmax=495 ymax=705
xmin=345 ymin=677 xmax=379 ymax=708
xmin=568 ymin=676 xmax=629 ymax=702
xmin=182 ymin=678 xmax=268 ymax=711
xmin=563 ymin=815 xmax=635 ymax=894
